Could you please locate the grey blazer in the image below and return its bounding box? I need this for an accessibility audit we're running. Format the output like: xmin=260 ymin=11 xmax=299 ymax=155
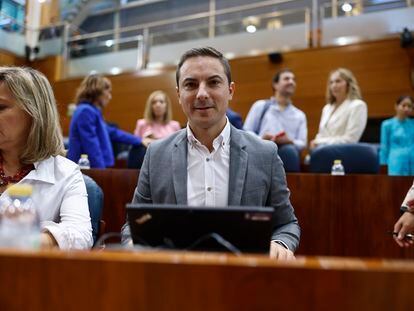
xmin=122 ymin=126 xmax=300 ymax=250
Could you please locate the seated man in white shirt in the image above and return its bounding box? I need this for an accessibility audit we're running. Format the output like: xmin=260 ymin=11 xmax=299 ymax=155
xmin=243 ymin=69 xmax=307 ymax=171
xmin=121 ymin=47 xmax=300 ymax=260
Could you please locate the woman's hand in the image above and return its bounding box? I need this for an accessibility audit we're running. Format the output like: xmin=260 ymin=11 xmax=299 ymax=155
xmin=142 ymin=137 xmax=154 ymax=147
xmin=40 ymin=232 xmax=58 ymax=249
xmin=309 ymin=139 xmax=318 ymax=150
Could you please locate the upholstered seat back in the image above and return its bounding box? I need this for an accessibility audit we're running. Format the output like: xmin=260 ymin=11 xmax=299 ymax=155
xmin=310 ymin=143 xmax=379 ymax=174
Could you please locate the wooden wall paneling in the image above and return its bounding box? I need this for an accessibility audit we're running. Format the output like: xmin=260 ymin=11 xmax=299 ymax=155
xmin=0 ymin=49 xmax=25 ymax=66
xmin=31 ymin=55 xmax=63 ymax=83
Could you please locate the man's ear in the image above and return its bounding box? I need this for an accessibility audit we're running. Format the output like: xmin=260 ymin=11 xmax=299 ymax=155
xmin=176 ymin=86 xmax=181 ymax=104
xmin=229 ymin=82 xmax=235 ymax=100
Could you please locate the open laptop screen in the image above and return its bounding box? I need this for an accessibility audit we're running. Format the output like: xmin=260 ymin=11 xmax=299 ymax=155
xmin=126 ymin=203 xmax=274 ymax=254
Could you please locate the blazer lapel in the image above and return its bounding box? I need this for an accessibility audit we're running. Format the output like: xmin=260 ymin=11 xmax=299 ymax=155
xmin=172 ymin=131 xmax=188 ymax=204
xmin=228 ymin=127 xmax=248 ymax=206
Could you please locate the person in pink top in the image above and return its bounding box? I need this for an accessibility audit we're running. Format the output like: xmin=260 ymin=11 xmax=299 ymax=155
xmin=134 ymin=90 xmax=180 ymax=147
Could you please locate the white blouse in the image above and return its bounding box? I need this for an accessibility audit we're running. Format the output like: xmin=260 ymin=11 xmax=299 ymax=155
xmin=0 ymin=155 xmax=93 ymax=249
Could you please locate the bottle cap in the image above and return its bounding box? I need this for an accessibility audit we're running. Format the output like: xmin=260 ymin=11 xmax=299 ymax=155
xmin=81 ymin=154 xmax=88 ymax=158
xmin=334 ymin=159 xmax=342 ymax=164
xmin=7 ymin=184 xmax=33 ymax=197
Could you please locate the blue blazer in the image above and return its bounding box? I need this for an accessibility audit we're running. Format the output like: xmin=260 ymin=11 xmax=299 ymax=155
xmin=67 ymin=102 xmax=141 ymax=168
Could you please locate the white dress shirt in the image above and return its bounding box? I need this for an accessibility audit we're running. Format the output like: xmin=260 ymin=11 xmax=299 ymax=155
xmin=187 ymin=120 xmax=231 ymax=207
xmin=0 ymin=155 xmax=93 ymax=249
xmin=314 ymin=99 xmax=368 ymax=145
xmin=244 ymin=98 xmax=308 ymax=150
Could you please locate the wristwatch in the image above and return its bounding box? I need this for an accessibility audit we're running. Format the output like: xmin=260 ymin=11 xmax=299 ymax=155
xmin=400 ymin=205 xmax=414 ymax=214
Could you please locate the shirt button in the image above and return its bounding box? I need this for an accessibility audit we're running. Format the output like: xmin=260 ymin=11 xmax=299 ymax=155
xmin=206 ymin=158 xmax=210 ymax=162
xmin=207 ymin=187 xmax=212 ymax=191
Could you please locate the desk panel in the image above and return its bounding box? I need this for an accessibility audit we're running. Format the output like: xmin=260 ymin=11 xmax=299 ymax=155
xmin=0 ymin=250 xmax=412 ymax=311
xmin=287 ymin=174 xmax=414 ymax=258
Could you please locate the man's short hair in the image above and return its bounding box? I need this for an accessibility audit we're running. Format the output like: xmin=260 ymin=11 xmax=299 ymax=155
xmin=272 ymin=68 xmax=293 ymax=84
xmin=176 ymin=47 xmax=232 ymax=86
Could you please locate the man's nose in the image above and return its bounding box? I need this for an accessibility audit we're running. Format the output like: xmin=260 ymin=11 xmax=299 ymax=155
xmin=196 ymin=84 xmax=209 ymax=100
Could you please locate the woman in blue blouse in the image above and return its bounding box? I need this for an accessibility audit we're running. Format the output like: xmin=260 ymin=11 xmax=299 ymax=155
xmin=67 ymin=74 xmax=141 ymax=168
xmin=380 ymin=95 xmax=414 ymax=175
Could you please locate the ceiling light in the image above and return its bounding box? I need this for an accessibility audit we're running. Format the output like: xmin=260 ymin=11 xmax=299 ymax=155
xmin=243 ymin=16 xmax=260 ymax=33
xmin=110 ymin=67 xmax=121 ymax=75
xmin=341 ymin=3 xmax=353 ymax=12
xmin=224 ymin=52 xmax=236 ymax=59
xmin=336 ymin=37 xmax=349 ymax=45
xmin=246 ymin=25 xmax=257 ymax=33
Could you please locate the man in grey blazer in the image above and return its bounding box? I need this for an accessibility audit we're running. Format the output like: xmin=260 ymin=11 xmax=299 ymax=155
xmin=122 ymin=47 xmax=300 ymax=260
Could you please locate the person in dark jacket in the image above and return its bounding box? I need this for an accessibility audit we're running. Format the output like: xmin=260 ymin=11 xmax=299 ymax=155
xmin=226 ymin=108 xmax=243 ymax=129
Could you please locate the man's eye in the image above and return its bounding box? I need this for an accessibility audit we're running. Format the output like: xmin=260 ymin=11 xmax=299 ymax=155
xmin=184 ymin=82 xmax=196 ymax=89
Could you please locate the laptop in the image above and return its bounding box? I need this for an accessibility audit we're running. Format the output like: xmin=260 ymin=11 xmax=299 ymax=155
xmin=126 ymin=203 xmax=275 ymax=254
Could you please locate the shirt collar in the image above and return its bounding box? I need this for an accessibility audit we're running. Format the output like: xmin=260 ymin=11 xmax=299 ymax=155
xmin=23 ymin=157 xmax=56 ymax=184
xmin=186 ymin=117 xmax=231 ymax=151
xmin=271 ymin=97 xmax=292 ymax=111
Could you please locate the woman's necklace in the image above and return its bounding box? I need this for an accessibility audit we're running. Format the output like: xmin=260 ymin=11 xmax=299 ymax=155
xmin=0 ymin=154 xmax=34 ymax=187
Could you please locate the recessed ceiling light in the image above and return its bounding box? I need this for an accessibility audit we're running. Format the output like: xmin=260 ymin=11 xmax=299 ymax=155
xmin=246 ymin=25 xmax=257 ymax=33
xmin=341 ymin=3 xmax=353 ymax=12
xmin=110 ymin=67 xmax=121 ymax=75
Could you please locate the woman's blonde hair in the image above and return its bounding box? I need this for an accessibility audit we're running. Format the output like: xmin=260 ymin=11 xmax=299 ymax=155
xmin=74 ymin=74 xmax=111 ymax=105
xmin=0 ymin=67 xmax=64 ymax=164
xmin=326 ymin=68 xmax=362 ymax=104
xmin=143 ymin=90 xmax=172 ymax=123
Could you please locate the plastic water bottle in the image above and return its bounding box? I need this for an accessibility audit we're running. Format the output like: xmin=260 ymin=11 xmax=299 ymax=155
xmin=78 ymin=154 xmax=90 ymax=169
xmin=331 ymin=159 xmax=345 ymax=175
xmin=0 ymin=184 xmax=40 ymax=249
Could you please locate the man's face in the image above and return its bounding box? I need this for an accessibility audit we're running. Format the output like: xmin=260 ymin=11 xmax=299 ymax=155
xmin=177 ymin=56 xmax=235 ymax=134
xmin=273 ymin=72 xmax=296 ymax=97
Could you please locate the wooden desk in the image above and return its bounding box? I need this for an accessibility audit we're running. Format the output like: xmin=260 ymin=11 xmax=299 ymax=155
xmin=83 ymin=169 xmax=414 ymax=259
xmin=0 ymin=249 xmax=412 ymax=310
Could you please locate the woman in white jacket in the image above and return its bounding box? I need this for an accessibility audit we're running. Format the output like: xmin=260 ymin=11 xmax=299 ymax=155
xmin=310 ymin=68 xmax=367 ymax=150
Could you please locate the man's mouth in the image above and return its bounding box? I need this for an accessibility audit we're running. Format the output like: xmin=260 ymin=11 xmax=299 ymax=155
xmin=194 ymin=105 xmax=214 ymax=110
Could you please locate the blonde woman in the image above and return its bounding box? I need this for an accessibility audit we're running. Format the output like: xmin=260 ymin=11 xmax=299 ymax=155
xmin=134 ymin=90 xmax=180 ymax=147
xmin=0 ymin=67 xmax=92 ymax=249
xmin=310 ymin=68 xmax=368 ymax=149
